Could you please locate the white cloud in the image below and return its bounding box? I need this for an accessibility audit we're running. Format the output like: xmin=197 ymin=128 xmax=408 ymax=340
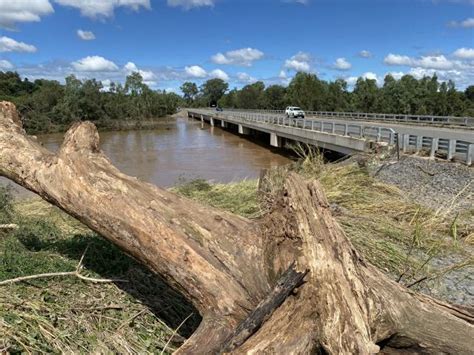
xmin=0 ymin=36 xmax=37 ymax=53
xmin=345 ymin=72 xmax=380 ymax=86
xmin=358 ymin=50 xmax=372 ymax=58
xmin=210 ymin=68 xmax=229 ymax=81
xmin=0 ymin=60 xmax=14 ymax=70
xmin=453 ymin=47 xmax=474 ymax=59
xmin=185 ymin=65 xmax=207 ymax=78
xmin=382 ymin=49 xmax=474 ymax=88
xmin=123 ymin=61 xmax=156 ymax=85
xmin=333 ymin=57 xmax=352 ymax=70
xmin=77 ymin=29 xmax=96 ymax=40
xmin=448 ymin=17 xmax=474 ymax=28
xmin=284 ymin=52 xmax=311 ymax=72
xmin=72 ymin=56 xmax=119 ymax=71
xmin=417 ymin=55 xmax=455 ymax=70
xmin=211 ymin=47 xmax=264 ymax=66
xmin=0 ymin=0 xmax=54 ymax=30
xmin=362 ymin=72 xmax=378 ymax=81
xmin=386 ymin=71 xmax=405 ymax=80
xmin=54 ymin=0 xmax=151 ymax=18
xmin=236 ymin=72 xmax=257 ymax=84
xmin=279 ymin=70 xmax=287 ymax=79
xmin=167 ymin=0 xmax=215 ymax=9
xmin=384 ymin=53 xmax=460 ymax=70
xmin=384 ymin=53 xmax=413 ymax=66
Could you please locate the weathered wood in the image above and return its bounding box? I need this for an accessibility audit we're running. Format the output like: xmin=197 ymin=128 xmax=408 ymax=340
xmin=0 ymin=101 xmax=473 ymax=354
xmin=221 ymin=262 xmax=308 ymax=353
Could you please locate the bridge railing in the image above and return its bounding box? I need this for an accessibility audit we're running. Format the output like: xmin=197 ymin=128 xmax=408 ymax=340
xmin=222 ymin=108 xmax=474 ymax=127
xmin=194 ymin=109 xmax=396 ymax=144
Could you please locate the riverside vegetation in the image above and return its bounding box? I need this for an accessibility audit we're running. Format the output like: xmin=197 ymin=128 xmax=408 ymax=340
xmin=0 ymin=71 xmax=181 ymax=134
xmin=1 ymin=151 xmax=472 ymax=353
xmin=2 ymin=69 xmax=474 ymax=136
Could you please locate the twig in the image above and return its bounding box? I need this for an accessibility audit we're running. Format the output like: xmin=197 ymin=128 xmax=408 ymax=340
xmin=416 ymin=165 xmax=436 ymax=176
xmin=0 ymin=224 xmax=19 ymax=230
xmin=160 ymin=313 xmax=194 ymax=355
xmin=0 ymin=271 xmax=127 ymax=286
xmin=0 ymin=246 xmax=128 ymax=286
xmin=116 ymin=308 xmax=149 ymax=331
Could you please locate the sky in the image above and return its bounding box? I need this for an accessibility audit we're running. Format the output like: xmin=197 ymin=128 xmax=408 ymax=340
xmin=0 ymin=0 xmax=473 ymax=93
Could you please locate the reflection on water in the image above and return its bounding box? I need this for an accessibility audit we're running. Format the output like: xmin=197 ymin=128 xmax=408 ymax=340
xmin=1 ymin=115 xmax=291 ymax=196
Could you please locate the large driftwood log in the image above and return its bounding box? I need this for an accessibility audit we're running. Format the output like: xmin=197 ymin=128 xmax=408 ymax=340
xmin=0 ymin=101 xmax=472 ymax=354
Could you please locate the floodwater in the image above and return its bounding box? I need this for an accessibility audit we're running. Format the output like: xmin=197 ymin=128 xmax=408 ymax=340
xmin=1 ymin=115 xmax=292 ymax=196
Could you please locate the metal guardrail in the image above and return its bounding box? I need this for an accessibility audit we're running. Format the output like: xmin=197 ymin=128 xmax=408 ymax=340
xmin=216 ymin=110 xmax=396 ymax=145
xmin=188 ymin=109 xmax=473 ymax=166
xmin=223 ymin=108 xmax=474 ymax=127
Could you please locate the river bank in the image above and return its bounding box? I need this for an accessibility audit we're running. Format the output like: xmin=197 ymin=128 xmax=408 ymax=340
xmin=1 ymin=152 xmax=472 ymax=352
xmin=26 ymin=116 xmax=178 ymax=135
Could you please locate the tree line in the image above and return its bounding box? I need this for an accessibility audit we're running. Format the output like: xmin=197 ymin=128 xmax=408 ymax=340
xmin=1 ymin=70 xmax=472 ymax=135
xmin=182 ymin=73 xmax=474 ymax=117
xmin=0 ymin=71 xmax=181 ymax=134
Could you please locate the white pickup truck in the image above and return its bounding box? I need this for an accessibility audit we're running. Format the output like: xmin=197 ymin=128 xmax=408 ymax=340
xmin=285 ymin=106 xmax=305 ymax=118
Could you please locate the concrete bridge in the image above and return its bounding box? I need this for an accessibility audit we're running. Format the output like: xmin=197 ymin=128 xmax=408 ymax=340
xmin=187 ymin=109 xmax=474 ymax=165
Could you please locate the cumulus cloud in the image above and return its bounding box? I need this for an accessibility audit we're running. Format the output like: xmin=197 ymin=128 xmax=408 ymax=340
xmin=382 ymin=49 xmax=474 ymax=88
xmin=284 ymin=52 xmax=311 ymax=72
xmin=0 ymin=0 xmax=54 ymax=30
xmin=211 ymin=48 xmax=264 ymax=66
xmin=333 ymin=57 xmax=352 ymax=70
xmin=345 ymin=72 xmax=380 ymax=86
xmin=236 ymin=72 xmax=257 ymax=84
xmin=384 ymin=53 xmax=413 ymax=66
xmin=210 ymin=68 xmax=229 ymax=81
xmin=358 ymin=50 xmax=372 ymax=58
xmin=448 ymin=17 xmax=474 ymax=28
xmin=72 ymin=56 xmax=119 ymax=71
xmin=384 ymin=53 xmax=462 ymax=70
xmin=0 ymin=36 xmax=37 ymax=53
xmin=54 ymin=0 xmax=151 ymax=18
xmin=123 ymin=61 xmax=156 ymax=85
xmin=167 ymin=0 xmax=215 ymax=9
xmin=453 ymin=47 xmax=474 ymax=59
xmin=0 ymin=60 xmax=14 ymax=70
xmin=77 ymin=29 xmax=96 ymax=40
xmin=185 ymin=65 xmax=207 ymax=78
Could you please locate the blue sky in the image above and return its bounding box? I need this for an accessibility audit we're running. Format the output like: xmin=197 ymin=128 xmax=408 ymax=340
xmin=0 ymin=0 xmax=473 ymax=92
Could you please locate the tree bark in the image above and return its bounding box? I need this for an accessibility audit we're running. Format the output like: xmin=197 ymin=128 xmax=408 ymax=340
xmin=0 ymin=101 xmax=472 ymax=354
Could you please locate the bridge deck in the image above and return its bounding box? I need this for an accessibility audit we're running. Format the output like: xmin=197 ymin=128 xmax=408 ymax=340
xmin=187 ymin=109 xmax=473 ymax=165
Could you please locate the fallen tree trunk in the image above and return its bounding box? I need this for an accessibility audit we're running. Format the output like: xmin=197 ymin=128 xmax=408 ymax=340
xmin=0 ymin=101 xmax=472 ymax=354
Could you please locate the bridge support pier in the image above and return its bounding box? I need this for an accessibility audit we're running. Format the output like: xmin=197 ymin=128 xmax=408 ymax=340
xmin=200 ymin=114 xmax=204 ymax=123
xmin=402 ymin=134 xmax=409 ymax=152
xmin=210 ymin=117 xmax=215 ymax=127
xmin=467 ymin=144 xmax=473 ymax=166
xmin=430 ymin=138 xmax=439 ymax=159
xmin=238 ymin=124 xmax=250 ymax=135
xmin=221 ymin=120 xmax=227 ymax=128
xmin=270 ymin=132 xmax=282 ymax=148
xmin=447 ymin=139 xmax=456 ymax=161
xmin=415 ymin=136 xmax=423 ymax=152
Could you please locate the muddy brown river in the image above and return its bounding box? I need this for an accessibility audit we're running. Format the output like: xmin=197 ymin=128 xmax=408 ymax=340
xmin=1 ymin=116 xmax=291 ymax=196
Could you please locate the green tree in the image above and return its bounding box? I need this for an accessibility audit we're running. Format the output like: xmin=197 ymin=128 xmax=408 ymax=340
xmin=286 ymin=72 xmax=327 ymax=110
xmin=180 ymin=82 xmax=198 ymax=106
xmin=200 ymin=78 xmax=228 ymax=106
xmin=236 ymin=81 xmax=265 ymax=109
xmin=352 ymin=77 xmax=381 ymax=112
xmin=262 ymin=85 xmax=287 ymax=110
